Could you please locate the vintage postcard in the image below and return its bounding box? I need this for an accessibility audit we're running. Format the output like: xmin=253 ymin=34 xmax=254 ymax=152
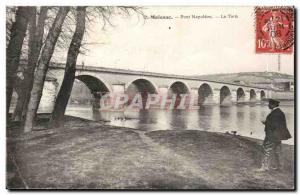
xmin=6 ymin=6 xmax=295 ymax=190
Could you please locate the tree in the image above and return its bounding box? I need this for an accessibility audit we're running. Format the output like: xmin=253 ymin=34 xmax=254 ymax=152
xmin=48 ymin=6 xmax=145 ymax=128
xmin=6 ymin=7 xmax=31 ymax=117
xmin=12 ymin=7 xmax=49 ymax=121
xmin=49 ymin=7 xmax=86 ymax=127
xmin=23 ymin=7 xmax=70 ymax=132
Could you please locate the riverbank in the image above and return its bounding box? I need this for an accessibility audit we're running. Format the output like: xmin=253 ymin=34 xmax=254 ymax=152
xmin=7 ymin=115 xmax=294 ymax=190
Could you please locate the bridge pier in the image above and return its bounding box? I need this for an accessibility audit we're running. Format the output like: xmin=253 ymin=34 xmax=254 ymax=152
xmin=190 ymin=88 xmax=199 ymax=107
xmin=157 ymin=86 xmax=168 ymax=108
xmin=158 ymin=86 xmax=168 ymax=95
xmin=245 ymin=91 xmax=251 ymax=103
xmin=256 ymin=90 xmax=262 ymax=101
xmin=91 ymin=92 xmax=101 ymax=110
xmin=231 ymin=89 xmax=237 ymax=104
xmin=212 ymin=89 xmax=220 ymax=105
xmin=112 ymin=84 xmax=125 ymax=94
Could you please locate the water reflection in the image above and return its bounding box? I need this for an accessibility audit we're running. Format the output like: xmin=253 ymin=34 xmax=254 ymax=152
xmin=92 ymin=109 xmax=101 ymax=121
xmin=136 ymin=110 xmax=157 ymax=131
xmin=236 ymin=105 xmax=245 ymax=130
xmin=198 ymin=106 xmax=214 ymax=131
xmin=66 ymin=104 xmax=294 ymax=145
xmin=219 ymin=106 xmax=232 ymax=132
xmin=168 ymin=110 xmax=187 ymax=130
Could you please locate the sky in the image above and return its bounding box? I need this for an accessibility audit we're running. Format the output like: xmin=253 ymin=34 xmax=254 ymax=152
xmin=54 ymin=6 xmax=294 ymax=76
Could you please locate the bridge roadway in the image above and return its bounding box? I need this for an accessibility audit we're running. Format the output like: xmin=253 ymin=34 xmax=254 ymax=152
xmin=41 ymin=63 xmax=272 ymax=109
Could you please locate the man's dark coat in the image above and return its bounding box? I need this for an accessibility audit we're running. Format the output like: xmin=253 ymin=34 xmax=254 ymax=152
xmin=265 ymin=108 xmax=292 ymax=142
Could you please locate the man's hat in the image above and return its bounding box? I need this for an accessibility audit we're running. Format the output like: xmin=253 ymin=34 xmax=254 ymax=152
xmin=268 ymin=98 xmax=280 ymax=105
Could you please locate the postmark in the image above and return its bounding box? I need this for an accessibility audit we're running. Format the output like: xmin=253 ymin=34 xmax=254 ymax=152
xmin=255 ymin=6 xmax=294 ymax=54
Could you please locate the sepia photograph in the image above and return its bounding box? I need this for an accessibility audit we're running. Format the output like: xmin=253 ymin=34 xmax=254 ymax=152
xmin=6 ymin=4 xmax=295 ymax=190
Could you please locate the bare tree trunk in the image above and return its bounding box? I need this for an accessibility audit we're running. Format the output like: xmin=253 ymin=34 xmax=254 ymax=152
xmin=49 ymin=7 xmax=86 ymax=128
xmin=12 ymin=7 xmax=48 ymax=122
xmin=6 ymin=7 xmax=30 ymax=118
xmin=23 ymin=7 xmax=70 ymax=132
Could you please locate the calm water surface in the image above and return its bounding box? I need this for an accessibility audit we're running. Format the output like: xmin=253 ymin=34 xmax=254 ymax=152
xmin=66 ymin=104 xmax=294 ymax=145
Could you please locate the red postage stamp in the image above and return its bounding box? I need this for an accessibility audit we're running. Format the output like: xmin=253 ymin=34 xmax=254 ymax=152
xmin=255 ymin=6 xmax=294 ymax=54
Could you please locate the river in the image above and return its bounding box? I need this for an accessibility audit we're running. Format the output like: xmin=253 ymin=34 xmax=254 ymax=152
xmin=65 ymin=103 xmax=295 ymax=145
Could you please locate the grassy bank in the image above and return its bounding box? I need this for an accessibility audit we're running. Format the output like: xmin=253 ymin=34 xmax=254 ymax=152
xmin=7 ymin=115 xmax=294 ymax=190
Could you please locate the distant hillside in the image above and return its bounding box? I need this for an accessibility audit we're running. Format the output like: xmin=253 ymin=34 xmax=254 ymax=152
xmin=194 ymin=72 xmax=294 ymax=85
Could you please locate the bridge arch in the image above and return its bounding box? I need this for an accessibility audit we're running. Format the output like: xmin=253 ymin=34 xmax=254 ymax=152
xmin=75 ymin=75 xmax=111 ymax=109
xmin=168 ymin=81 xmax=190 ymax=108
xmin=125 ymin=78 xmax=158 ymax=94
xmin=125 ymin=78 xmax=158 ymax=109
xmin=220 ymin=86 xmax=232 ymax=105
xmin=250 ymin=89 xmax=257 ymax=101
xmin=168 ymin=81 xmax=190 ymax=95
xmin=236 ymin=87 xmax=245 ymax=102
xmin=198 ymin=83 xmax=213 ymax=105
xmin=75 ymin=75 xmax=111 ymax=94
xmin=260 ymin=90 xmax=266 ymax=100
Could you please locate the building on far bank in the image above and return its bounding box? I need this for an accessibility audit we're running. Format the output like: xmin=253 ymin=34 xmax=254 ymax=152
xmin=253 ymin=78 xmax=294 ymax=101
xmin=253 ymin=78 xmax=294 ymax=91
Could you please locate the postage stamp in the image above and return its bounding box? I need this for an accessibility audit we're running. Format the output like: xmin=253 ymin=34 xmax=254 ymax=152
xmin=255 ymin=6 xmax=294 ymax=54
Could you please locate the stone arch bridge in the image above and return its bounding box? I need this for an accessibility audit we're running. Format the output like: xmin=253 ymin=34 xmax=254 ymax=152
xmin=44 ymin=63 xmax=272 ymax=109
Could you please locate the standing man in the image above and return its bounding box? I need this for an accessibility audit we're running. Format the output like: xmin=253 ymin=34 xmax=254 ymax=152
xmin=258 ymin=99 xmax=292 ymax=171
